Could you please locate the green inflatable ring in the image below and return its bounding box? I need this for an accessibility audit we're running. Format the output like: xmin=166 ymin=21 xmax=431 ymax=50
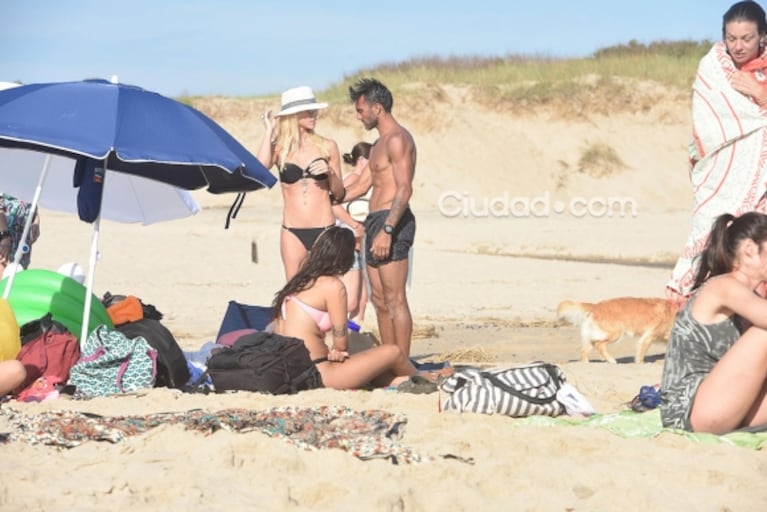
xmin=0 ymin=269 xmax=113 ymax=342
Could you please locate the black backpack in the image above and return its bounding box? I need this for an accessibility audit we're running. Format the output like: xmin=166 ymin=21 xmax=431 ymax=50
xmin=116 ymin=318 xmax=190 ymax=389
xmin=206 ymin=331 xmax=322 ymax=394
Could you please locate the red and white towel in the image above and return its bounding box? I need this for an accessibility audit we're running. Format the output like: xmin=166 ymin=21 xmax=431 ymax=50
xmin=668 ymin=42 xmax=767 ymax=299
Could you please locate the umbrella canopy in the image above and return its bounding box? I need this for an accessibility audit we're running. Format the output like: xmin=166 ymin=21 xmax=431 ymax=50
xmin=0 ymin=79 xmax=276 ymax=342
xmin=0 ymin=79 xmax=276 ymax=193
xmin=1 ymin=148 xmax=200 ymax=225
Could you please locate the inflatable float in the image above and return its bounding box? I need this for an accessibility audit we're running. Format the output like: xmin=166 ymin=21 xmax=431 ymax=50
xmin=0 ymin=269 xmax=112 ymax=342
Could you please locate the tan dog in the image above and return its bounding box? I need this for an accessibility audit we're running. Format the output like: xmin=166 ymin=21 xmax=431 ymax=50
xmin=556 ymin=297 xmax=677 ymax=363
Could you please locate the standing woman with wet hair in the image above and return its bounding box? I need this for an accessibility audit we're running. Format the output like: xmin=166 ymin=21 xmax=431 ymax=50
xmin=668 ymin=1 xmax=767 ymax=303
xmin=257 ymin=86 xmax=345 ymax=280
xmin=333 ymin=142 xmax=373 ymax=324
xmin=661 ymin=211 xmax=767 ymax=434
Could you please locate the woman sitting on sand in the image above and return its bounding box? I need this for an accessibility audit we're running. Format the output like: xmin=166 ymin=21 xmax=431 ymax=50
xmin=256 ymin=86 xmax=345 ymax=280
xmin=660 ymin=211 xmax=767 ymax=434
xmin=271 ymin=226 xmax=445 ymax=390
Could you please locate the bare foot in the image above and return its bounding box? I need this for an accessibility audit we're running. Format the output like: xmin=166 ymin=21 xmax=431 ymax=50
xmin=418 ymin=365 xmax=455 ymax=383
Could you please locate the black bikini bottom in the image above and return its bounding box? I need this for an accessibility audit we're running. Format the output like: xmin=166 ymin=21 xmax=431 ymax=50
xmin=282 ymin=224 xmax=334 ymax=251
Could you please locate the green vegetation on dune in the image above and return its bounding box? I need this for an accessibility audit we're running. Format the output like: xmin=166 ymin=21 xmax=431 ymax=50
xmin=324 ymin=39 xmax=711 ymax=115
xmin=185 ymin=40 xmax=711 ymax=118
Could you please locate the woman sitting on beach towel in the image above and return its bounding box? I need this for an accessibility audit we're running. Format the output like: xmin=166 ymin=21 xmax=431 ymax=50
xmin=270 ymin=226 xmax=441 ymax=390
xmin=661 ymin=212 xmax=767 ymax=434
xmin=668 ymin=1 xmax=767 ymax=303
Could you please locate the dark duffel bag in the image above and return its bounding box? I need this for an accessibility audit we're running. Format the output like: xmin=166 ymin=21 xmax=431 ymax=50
xmin=117 ymin=318 xmax=190 ymax=389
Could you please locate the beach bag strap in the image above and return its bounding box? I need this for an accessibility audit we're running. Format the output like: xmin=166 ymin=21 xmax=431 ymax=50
xmin=480 ymin=364 xmax=562 ymax=406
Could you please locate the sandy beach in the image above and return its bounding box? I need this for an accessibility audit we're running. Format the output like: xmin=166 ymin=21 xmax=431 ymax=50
xmin=1 ymin=87 xmax=766 ymax=511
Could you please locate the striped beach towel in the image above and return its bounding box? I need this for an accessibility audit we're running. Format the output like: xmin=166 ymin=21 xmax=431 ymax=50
xmin=668 ymin=42 xmax=767 ymax=299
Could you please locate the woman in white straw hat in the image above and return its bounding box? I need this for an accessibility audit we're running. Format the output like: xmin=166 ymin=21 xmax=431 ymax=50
xmin=257 ymin=86 xmax=345 ymax=280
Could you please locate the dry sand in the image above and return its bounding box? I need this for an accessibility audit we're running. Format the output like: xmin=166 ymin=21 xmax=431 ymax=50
xmin=1 ymin=87 xmax=766 ymax=511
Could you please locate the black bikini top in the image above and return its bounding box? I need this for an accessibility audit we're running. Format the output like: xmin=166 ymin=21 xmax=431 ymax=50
xmin=279 ymin=157 xmax=329 ymax=184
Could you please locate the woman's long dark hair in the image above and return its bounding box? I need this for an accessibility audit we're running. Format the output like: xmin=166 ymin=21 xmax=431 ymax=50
xmin=271 ymin=226 xmax=356 ymax=318
xmin=692 ymin=211 xmax=767 ymax=290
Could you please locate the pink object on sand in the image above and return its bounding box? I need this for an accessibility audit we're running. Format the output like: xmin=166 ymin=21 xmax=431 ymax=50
xmin=216 ymin=328 xmax=259 ymax=347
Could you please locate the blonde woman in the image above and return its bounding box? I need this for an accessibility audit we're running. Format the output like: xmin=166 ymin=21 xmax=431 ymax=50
xmin=257 ymin=86 xmax=345 ymax=280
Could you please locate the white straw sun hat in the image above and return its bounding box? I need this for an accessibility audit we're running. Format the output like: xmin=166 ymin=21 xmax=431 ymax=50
xmin=274 ymin=86 xmax=328 ymax=117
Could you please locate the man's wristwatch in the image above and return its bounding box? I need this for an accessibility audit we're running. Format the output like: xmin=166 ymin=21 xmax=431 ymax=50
xmin=383 ymin=224 xmax=394 ymax=235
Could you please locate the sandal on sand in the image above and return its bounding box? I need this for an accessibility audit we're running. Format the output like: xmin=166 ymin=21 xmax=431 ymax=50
xmin=397 ymin=375 xmax=439 ymax=394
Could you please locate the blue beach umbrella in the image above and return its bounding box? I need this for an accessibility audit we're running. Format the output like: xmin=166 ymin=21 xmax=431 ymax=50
xmin=0 ymin=78 xmax=277 ymax=341
xmin=0 ymin=78 xmax=274 ymax=192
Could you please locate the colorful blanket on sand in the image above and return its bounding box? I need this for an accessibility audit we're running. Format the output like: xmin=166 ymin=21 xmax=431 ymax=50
xmin=514 ymin=409 xmax=767 ymax=450
xmin=0 ymin=405 xmax=426 ymax=464
xmin=668 ymin=42 xmax=767 ymax=298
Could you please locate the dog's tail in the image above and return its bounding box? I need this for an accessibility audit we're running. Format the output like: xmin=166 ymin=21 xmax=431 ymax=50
xmin=556 ymin=300 xmax=593 ymax=325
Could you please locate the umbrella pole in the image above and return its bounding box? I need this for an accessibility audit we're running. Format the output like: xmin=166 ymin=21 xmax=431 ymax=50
xmin=79 ymin=158 xmax=107 ymax=342
xmin=2 ymin=154 xmax=51 ymax=299
xmin=80 ymin=215 xmax=100 ymax=342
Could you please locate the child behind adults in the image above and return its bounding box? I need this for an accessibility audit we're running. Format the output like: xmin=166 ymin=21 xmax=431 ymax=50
xmin=333 ymin=142 xmax=372 ymax=325
xmin=660 ymin=211 xmax=767 ymax=434
xmin=270 ymin=226 xmax=448 ymax=390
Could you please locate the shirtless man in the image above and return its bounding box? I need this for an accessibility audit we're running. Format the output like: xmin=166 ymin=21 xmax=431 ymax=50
xmin=345 ymin=78 xmax=417 ymax=357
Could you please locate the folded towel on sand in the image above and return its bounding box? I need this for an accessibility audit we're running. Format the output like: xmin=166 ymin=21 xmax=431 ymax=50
xmin=514 ymin=409 xmax=767 ymax=450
